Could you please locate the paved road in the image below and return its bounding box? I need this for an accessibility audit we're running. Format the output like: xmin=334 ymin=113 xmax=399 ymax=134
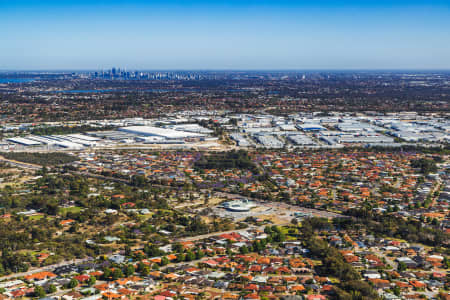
xmin=175 ymin=225 xmax=266 ymax=242
xmin=0 ymin=157 xmax=41 ymax=170
xmin=0 ymin=258 xmax=92 ymax=280
xmin=173 ymin=221 xmax=298 ymax=243
xmin=372 ymin=248 xmax=397 ymax=270
xmin=0 ymin=226 xmax=261 ymax=280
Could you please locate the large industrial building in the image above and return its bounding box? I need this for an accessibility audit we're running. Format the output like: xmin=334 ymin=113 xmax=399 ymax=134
xmin=7 ymin=137 xmax=41 ymax=146
xmin=119 ymin=126 xmax=204 ymax=140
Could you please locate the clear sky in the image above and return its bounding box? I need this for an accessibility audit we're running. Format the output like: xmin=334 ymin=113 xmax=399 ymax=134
xmin=1 ymin=0 xmax=450 ymax=70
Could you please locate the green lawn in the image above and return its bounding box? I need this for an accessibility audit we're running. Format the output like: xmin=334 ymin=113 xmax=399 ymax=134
xmin=28 ymin=215 xmax=55 ymax=221
xmin=59 ymin=206 xmax=82 ymax=214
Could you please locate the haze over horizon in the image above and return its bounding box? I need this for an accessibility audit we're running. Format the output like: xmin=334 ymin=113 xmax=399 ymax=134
xmin=1 ymin=0 xmax=450 ymax=70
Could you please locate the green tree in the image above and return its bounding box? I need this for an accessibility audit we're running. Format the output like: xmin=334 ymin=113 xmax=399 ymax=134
xmin=273 ymin=232 xmax=286 ymax=243
xmin=443 ymin=257 xmax=450 ymax=269
xmin=68 ymin=278 xmax=79 ymax=289
xmin=112 ymin=268 xmax=123 ymax=280
xmin=185 ymin=251 xmax=195 ymax=261
xmin=393 ymin=285 xmax=401 ymax=296
xmin=88 ymin=276 xmax=96 ymax=286
xmin=137 ymin=262 xmax=150 ymax=275
xmin=124 ymin=264 xmax=135 ymax=277
xmin=160 ymin=256 xmax=169 ymax=266
xmin=177 ymin=253 xmax=186 ymax=263
xmin=47 ymin=284 xmax=57 ymax=294
xmin=240 ymin=245 xmax=249 ymax=254
xmin=398 ymin=261 xmax=407 ymax=272
xmin=34 ymin=285 xmax=46 ymax=298
xmin=195 ymin=250 xmax=205 ymax=260
xmin=102 ymin=268 xmax=112 ymax=280
xmin=173 ymin=243 xmax=184 ymax=253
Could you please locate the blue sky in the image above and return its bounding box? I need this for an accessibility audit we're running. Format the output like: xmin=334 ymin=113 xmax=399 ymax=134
xmin=1 ymin=0 xmax=449 ymax=70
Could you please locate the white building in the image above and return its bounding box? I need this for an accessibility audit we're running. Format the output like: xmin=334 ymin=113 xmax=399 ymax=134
xmin=119 ymin=126 xmax=204 ymax=139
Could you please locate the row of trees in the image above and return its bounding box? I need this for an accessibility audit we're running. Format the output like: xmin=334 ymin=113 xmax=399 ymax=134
xmin=299 ymin=218 xmax=380 ymax=300
xmin=194 ymin=150 xmax=259 ymax=173
xmin=343 ymin=209 xmax=448 ymax=248
xmin=29 ymin=125 xmax=113 ymax=136
xmin=410 ymin=158 xmax=438 ymax=175
xmin=1 ymin=152 xmax=78 ymax=166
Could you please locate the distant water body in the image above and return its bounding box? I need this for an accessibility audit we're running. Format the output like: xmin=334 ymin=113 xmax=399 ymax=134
xmin=51 ymin=89 xmax=115 ymax=93
xmin=50 ymin=88 xmax=249 ymax=93
xmin=0 ymin=78 xmax=35 ymax=83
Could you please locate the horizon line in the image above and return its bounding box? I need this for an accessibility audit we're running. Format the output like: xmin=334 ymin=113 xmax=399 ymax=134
xmin=1 ymin=68 xmax=450 ymax=73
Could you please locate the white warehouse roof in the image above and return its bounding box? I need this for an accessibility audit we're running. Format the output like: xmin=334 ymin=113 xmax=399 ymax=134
xmin=7 ymin=137 xmax=41 ymax=146
xmin=119 ymin=126 xmax=204 ymax=139
xmin=67 ymin=134 xmax=101 ymax=141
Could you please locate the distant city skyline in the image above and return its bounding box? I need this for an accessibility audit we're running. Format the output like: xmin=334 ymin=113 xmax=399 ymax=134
xmin=1 ymin=0 xmax=450 ymax=70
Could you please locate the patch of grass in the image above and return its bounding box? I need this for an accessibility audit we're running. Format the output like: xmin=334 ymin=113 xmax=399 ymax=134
xmin=329 ymin=277 xmax=341 ymax=284
xmin=137 ymin=214 xmax=154 ymax=221
xmin=280 ymin=227 xmax=291 ymax=235
xmin=311 ymin=259 xmax=322 ymax=266
xmin=382 ymin=236 xmax=407 ymax=243
xmin=59 ymin=206 xmax=82 ymax=214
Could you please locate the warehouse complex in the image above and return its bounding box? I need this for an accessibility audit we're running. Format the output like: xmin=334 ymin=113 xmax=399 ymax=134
xmin=1 ymin=112 xmax=448 ymax=151
xmin=2 ymin=123 xmax=212 ymax=150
